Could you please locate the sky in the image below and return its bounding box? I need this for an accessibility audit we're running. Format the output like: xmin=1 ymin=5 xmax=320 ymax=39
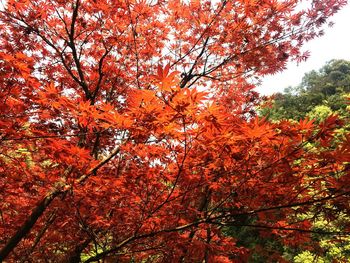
xmin=258 ymin=2 xmax=350 ymax=95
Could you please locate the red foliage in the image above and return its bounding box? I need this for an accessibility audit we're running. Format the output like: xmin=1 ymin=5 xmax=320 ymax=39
xmin=0 ymin=0 xmax=349 ymax=261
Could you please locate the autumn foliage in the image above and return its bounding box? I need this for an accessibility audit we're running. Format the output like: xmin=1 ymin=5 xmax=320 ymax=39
xmin=0 ymin=0 xmax=349 ymax=262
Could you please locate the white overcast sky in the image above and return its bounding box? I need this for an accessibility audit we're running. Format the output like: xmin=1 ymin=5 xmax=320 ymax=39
xmin=258 ymin=3 xmax=350 ymax=95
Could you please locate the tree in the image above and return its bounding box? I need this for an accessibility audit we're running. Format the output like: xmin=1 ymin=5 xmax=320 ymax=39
xmin=260 ymin=60 xmax=350 ymax=262
xmin=0 ymin=0 xmax=349 ymax=262
xmin=264 ymin=59 xmax=350 ymax=121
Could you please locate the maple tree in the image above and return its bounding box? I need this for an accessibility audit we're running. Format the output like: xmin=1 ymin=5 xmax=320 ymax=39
xmin=0 ymin=0 xmax=349 ymax=262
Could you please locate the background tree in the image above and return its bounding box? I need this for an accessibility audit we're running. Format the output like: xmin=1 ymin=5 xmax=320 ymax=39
xmin=1 ymin=0 xmax=349 ymax=262
xmin=259 ymin=59 xmax=350 ymax=262
xmin=264 ymin=59 xmax=350 ymax=120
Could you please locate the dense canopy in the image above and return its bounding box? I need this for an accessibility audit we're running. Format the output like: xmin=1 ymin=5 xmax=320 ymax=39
xmin=0 ymin=0 xmax=349 ymax=262
xmin=265 ymin=59 xmax=350 ymax=120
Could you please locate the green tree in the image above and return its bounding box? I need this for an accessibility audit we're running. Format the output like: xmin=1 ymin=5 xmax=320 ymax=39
xmin=257 ymin=60 xmax=350 ymax=262
xmin=264 ymin=59 xmax=350 ymax=121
